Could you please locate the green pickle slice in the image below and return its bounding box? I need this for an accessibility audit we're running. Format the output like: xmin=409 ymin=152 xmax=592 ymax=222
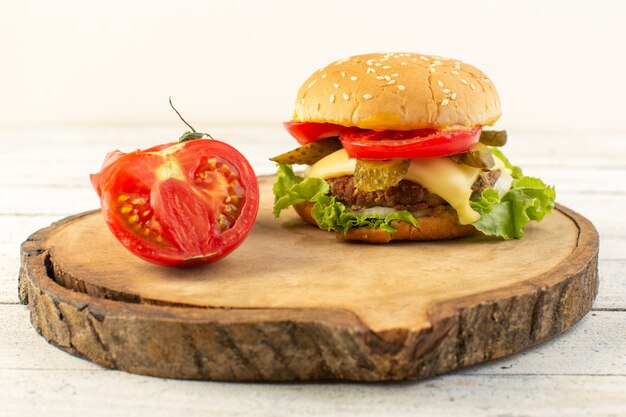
xmin=450 ymin=149 xmax=495 ymax=170
xmin=270 ymin=137 xmax=343 ymax=165
xmin=479 ymin=130 xmax=507 ymax=147
xmin=353 ymin=159 xmax=410 ymax=192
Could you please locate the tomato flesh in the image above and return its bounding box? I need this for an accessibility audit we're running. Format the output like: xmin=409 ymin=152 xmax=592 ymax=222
xmin=90 ymin=139 xmax=259 ymax=266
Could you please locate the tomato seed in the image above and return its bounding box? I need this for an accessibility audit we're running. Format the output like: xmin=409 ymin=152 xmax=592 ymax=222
xmin=120 ymin=205 xmax=132 ymax=214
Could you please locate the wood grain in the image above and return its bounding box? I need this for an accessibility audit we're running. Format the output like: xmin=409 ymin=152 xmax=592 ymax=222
xmin=18 ymin=176 xmax=599 ymax=381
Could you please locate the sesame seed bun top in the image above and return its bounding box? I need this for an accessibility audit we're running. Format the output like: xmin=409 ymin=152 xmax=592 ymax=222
xmin=293 ymin=53 xmax=501 ymax=130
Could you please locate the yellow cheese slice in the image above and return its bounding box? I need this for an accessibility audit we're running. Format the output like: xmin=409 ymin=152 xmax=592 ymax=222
xmin=405 ymin=158 xmax=481 ymax=224
xmin=306 ymin=148 xmax=356 ymax=179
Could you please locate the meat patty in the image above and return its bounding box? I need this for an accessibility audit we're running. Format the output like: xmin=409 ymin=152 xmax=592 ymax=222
xmin=327 ymin=170 xmax=501 ymax=211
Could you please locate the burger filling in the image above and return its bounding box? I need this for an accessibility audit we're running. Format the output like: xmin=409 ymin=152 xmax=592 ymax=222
xmin=272 ymin=129 xmax=556 ymax=240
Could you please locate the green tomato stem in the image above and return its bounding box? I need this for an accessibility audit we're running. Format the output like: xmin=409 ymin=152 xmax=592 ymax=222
xmin=169 ymin=97 xmax=213 ymax=143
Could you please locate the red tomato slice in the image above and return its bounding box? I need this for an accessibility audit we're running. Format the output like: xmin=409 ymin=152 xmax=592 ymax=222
xmin=90 ymin=139 xmax=259 ymax=267
xmin=283 ymin=121 xmax=360 ymax=145
xmin=339 ymin=127 xmax=482 ymax=159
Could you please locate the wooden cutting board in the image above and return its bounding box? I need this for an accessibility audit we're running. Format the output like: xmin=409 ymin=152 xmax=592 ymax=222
xmin=19 ymin=177 xmax=598 ymax=381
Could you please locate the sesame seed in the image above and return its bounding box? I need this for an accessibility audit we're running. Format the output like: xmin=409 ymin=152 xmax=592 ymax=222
xmin=342 ymin=93 xmax=349 ymax=101
xmin=441 ymin=99 xmax=449 ymax=106
xmin=412 ymin=57 xmax=418 ymax=61
xmin=330 ymin=94 xmax=335 ymax=103
xmin=308 ymin=79 xmax=318 ymax=88
xmin=400 ymin=62 xmax=407 ymax=66
xmin=405 ymin=53 xmax=412 ymax=57
xmin=442 ymin=88 xmax=451 ymax=94
xmin=376 ymin=75 xmax=385 ymax=80
xmin=392 ymin=73 xmax=399 ymax=77
xmin=301 ymin=98 xmax=305 ymax=104
xmin=451 ymin=70 xmax=459 ymax=75
xmin=380 ymin=58 xmax=389 ymax=62
xmin=363 ymin=93 xmax=373 ymax=100
xmin=470 ymin=83 xmax=476 ymax=90
xmin=451 ymin=93 xmax=457 ymax=100
xmin=322 ymin=73 xmax=327 ymax=79
xmin=433 ymin=60 xmax=442 ymax=65
xmin=429 ymin=67 xmax=436 ymax=73
xmin=437 ymin=80 xmax=444 ymax=87
xmin=455 ymin=64 xmax=461 ymax=70
xmin=420 ymin=56 xmax=429 ymax=61
xmin=341 ymin=72 xmax=346 ymax=77
xmin=382 ymin=65 xmax=391 ymax=69
xmin=375 ymin=63 xmax=382 ymax=66
xmin=385 ymin=75 xmax=391 ymax=81
xmin=461 ymin=79 xmax=468 ymax=85
xmin=366 ymin=68 xmax=376 ymax=74
xmin=333 ymin=83 xmax=340 ymax=88
xmin=397 ymin=85 xmax=406 ymax=91
xmin=388 ymin=79 xmax=396 ymax=85
xmin=482 ymin=77 xmax=490 ymax=83
xmin=350 ymin=76 xmax=358 ymax=81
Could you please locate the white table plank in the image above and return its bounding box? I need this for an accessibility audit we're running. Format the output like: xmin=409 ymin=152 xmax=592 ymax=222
xmin=1 ymin=127 xmax=625 ymax=187
xmin=597 ymin=260 xmax=626 ymax=310
xmin=0 ymin=369 xmax=623 ymax=417
xmin=1 ymin=127 xmax=625 ymax=416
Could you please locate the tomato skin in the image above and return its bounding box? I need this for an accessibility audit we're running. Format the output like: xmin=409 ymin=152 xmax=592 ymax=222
xmin=283 ymin=121 xmax=481 ymax=160
xmin=339 ymin=127 xmax=482 ymax=159
xmin=90 ymin=139 xmax=259 ymax=267
xmin=283 ymin=121 xmax=361 ymax=145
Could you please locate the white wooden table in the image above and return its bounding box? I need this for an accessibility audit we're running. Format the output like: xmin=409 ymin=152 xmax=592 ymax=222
xmin=1 ymin=126 xmax=624 ymax=416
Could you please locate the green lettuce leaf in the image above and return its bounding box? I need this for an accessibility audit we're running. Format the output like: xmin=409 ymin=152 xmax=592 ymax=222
xmin=311 ymin=194 xmax=417 ymax=234
xmin=470 ymin=172 xmax=556 ymax=240
xmin=272 ymin=164 xmax=329 ymax=217
xmin=272 ymin=164 xmax=418 ymax=234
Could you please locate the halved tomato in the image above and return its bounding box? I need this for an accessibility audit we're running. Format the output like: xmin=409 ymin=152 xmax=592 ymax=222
xmin=339 ymin=127 xmax=482 ymax=159
xmin=90 ymin=139 xmax=259 ymax=266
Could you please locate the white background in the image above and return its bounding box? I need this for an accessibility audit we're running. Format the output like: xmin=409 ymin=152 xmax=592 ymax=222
xmin=1 ymin=2 xmax=625 ymax=415
xmin=2 ymin=0 xmax=625 ymax=131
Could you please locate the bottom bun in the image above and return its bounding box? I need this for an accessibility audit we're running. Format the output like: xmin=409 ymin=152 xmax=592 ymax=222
xmin=293 ymin=202 xmax=476 ymax=243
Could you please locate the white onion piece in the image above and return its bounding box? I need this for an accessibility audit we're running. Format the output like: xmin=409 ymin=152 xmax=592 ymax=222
xmin=352 ymin=206 xmax=396 ymax=217
xmin=351 ymin=206 xmax=432 ymax=218
xmin=493 ymin=170 xmax=513 ymax=197
xmin=411 ymin=208 xmax=432 ymax=218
